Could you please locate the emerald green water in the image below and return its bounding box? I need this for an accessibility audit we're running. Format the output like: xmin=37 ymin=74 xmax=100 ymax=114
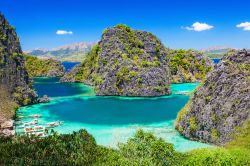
xmin=17 ymin=78 xmax=212 ymax=151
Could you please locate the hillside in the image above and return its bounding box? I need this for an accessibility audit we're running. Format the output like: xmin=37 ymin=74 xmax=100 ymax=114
xmin=0 ymin=14 xmax=37 ymax=136
xmin=169 ymin=49 xmax=213 ymax=83
xmin=201 ymin=46 xmax=234 ymax=59
xmin=25 ymin=55 xmax=65 ymax=77
xmin=61 ymin=24 xmax=171 ymax=96
xmin=26 ymin=42 xmax=95 ymax=62
xmin=176 ymin=49 xmax=250 ymax=145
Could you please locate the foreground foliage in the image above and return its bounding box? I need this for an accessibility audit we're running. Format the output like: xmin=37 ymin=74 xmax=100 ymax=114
xmin=0 ymin=129 xmax=249 ymax=165
xmin=184 ymin=148 xmax=250 ymax=166
xmin=0 ymin=130 xmax=98 ymax=165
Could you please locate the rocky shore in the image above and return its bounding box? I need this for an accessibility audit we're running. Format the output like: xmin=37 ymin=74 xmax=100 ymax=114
xmin=0 ymin=120 xmax=15 ymax=137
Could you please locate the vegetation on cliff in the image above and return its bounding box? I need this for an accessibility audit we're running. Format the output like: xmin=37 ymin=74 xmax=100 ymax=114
xmin=0 ymin=14 xmax=37 ymax=136
xmin=25 ymin=55 xmax=65 ymax=77
xmin=62 ymin=24 xmax=171 ymax=96
xmin=0 ymin=87 xmax=17 ymax=120
xmin=176 ymin=50 xmax=250 ymax=145
xmin=0 ymin=86 xmax=17 ymax=136
xmin=0 ymin=14 xmax=37 ymax=106
xmin=169 ymin=49 xmax=213 ymax=83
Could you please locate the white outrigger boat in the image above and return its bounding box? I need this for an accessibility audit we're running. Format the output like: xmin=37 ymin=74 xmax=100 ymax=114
xmin=16 ymin=118 xmax=64 ymax=137
xmin=24 ymin=126 xmax=45 ymax=133
xmin=30 ymin=114 xmax=42 ymax=118
xmin=18 ymin=119 xmax=38 ymax=127
xmin=17 ymin=114 xmax=42 ymax=119
xmin=34 ymin=125 xmax=45 ymax=130
xmin=34 ymin=131 xmax=46 ymax=137
xmin=47 ymin=121 xmax=64 ymax=127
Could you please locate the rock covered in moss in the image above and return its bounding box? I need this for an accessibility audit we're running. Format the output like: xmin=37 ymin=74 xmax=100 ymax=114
xmin=62 ymin=24 xmax=171 ymax=96
xmin=175 ymin=50 xmax=250 ymax=145
xmin=170 ymin=49 xmax=213 ymax=83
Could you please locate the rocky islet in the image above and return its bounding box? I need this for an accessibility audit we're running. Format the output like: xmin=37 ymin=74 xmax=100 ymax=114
xmin=176 ymin=49 xmax=250 ymax=145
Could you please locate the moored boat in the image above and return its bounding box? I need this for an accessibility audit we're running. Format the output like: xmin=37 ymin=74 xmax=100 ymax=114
xmin=47 ymin=121 xmax=64 ymax=127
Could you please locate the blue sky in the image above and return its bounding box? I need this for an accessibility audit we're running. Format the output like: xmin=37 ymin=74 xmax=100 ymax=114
xmin=1 ymin=0 xmax=250 ymax=50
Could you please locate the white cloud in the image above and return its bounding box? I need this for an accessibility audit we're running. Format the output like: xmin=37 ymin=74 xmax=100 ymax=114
xmin=236 ymin=22 xmax=250 ymax=31
xmin=184 ymin=22 xmax=214 ymax=32
xmin=56 ymin=30 xmax=73 ymax=35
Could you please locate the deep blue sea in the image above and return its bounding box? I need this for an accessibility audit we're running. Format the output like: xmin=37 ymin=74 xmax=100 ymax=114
xmin=17 ymin=78 xmax=212 ymax=151
xmin=62 ymin=62 xmax=80 ymax=71
xmin=212 ymin=58 xmax=221 ymax=64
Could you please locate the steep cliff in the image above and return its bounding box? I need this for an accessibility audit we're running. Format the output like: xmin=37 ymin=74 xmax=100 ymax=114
xmin=0 ymin=14 xmax=37 ymax=136
xmin=62 ymin=24 xmax=171 ymax=96
xmin=176 ymin=50 xmax=250 ymax=144
xmin=25 ymin=55 xmax=65 ymax=77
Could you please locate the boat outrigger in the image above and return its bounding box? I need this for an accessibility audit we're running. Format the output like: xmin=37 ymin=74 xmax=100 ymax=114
xmin=16 ymin=120 xmax=64 ymax=137
xmin=47 ymin=121 xmax=64 ymax=127
xmin=17 ymin=114 xmax=42 ymax=119
xmin=17 ymin=119 xmax=38 ymax=127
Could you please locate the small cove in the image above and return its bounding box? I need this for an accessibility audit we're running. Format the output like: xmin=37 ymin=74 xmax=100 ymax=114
xmin=16 ymin=78 xmax=212 ymax=152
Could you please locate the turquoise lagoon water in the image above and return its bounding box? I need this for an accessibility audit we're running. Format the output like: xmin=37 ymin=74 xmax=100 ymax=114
xmin=17 ymin=78 xmax=212 ymax=152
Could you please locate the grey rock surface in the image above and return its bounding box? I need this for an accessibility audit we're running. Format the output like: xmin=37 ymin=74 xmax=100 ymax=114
xmin=176 ymin=50 xmax=250 ymax=145
xmin=62 ymin=25 xmax=172 ymax=96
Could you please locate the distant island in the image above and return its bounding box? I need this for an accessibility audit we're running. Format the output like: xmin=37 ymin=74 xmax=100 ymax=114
xmin=201 ymin=46 xmax=236 ymax=59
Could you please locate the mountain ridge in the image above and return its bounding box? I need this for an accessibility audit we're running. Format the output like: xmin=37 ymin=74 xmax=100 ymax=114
xmin=25 ymin=42 xmax=95 ymax=62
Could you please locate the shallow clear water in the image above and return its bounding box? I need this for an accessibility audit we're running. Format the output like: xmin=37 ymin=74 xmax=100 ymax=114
xmin=17 ymin=78 xmax=212 ymax=152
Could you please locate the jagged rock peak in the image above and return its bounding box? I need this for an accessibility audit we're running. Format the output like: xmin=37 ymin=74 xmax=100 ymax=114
xmin=62 ymin=24 xmax=172 ymax=96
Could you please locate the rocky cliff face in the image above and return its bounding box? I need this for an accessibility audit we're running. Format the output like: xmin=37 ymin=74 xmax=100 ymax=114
xmin=169 ymin=49 xmax=213 ymax=83
xmin=176 ymin=50 xmax=250 ymax=145
xmin=62 ymin=24 xmax=171 ymax=96
xmin=0 ymin=14 xmax=37 ymax=136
